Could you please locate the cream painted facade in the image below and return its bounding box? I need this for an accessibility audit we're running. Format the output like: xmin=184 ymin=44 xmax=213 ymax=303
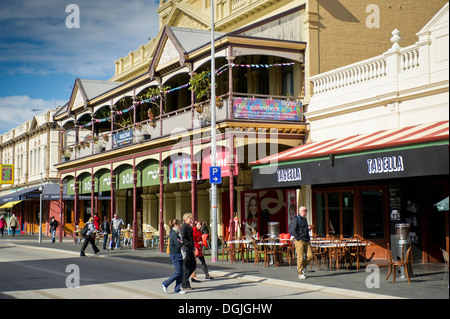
xmin=111 ymin=0 xmax=448 ymax=104
xmin=0 ymin=109 xmax=60 ymax=192
xmin=306 ymin=3 xmax=449 ymax=140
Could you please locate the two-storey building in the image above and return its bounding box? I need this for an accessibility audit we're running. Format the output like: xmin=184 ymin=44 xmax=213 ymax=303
xmin=0 ymin=108 xmax=61 ymax=235
xmin=52 ymin=0 xmax=448 ymax=252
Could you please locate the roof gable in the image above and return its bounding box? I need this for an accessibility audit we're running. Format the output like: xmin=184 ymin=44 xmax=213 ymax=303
xmin=417 ymin=2 xmax=449 ymax=37
xmin=148 ymin=26 xmax=224 ymax=78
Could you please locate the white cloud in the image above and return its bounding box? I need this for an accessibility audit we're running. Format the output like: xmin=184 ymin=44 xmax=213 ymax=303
xmin=0 ymin=0 xmax=160 ymax=78
xmin=0 ymin=96 xmax=66 ymax=134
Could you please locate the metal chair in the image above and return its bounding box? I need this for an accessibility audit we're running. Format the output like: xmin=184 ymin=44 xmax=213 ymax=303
xmin=386 ymin=243 xmax=412 ymax=284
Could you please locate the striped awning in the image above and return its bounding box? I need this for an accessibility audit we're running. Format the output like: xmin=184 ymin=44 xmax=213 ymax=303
xmin=252 ymin=121 xmax=449 ymax=166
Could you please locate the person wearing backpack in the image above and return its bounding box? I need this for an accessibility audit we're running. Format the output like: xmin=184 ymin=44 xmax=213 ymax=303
xmin=80 ymin=217 xmax=100 ymax=257
xmin=290 ymin=206 xmax=313 ymax=279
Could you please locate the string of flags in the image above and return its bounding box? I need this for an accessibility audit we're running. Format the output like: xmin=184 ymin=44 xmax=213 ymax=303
xmin=62 ymin=62 xmax=295 ymax=131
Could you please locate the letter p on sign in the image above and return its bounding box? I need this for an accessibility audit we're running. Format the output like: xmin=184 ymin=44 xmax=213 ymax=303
xmin=210 ymin=166 xmax=222 ymax=184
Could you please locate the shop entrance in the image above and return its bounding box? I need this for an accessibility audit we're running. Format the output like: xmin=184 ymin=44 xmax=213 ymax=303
xmin=422 ymin=183 xmax=448 ymax=263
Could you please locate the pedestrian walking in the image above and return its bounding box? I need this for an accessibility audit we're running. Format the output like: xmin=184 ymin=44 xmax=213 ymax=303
xmin=290 ymin=206 xmax=313 ymax=279
xmin=110 ymin=213 xmax=124 ymax=250
xmin=190 ymin=220 xmax=213 ymax=282
xmin=49 ymin=216 xmax=58 ymax=243
xmin=80 ymin=217 xmax=100 ymax=257
xmin=162 ymin=219 xmax=186 ymax=294
xmin=100 ymin=216 xmax=111 ymax=251
xmin=180 ymin=213 xmax=196 ymax=290
xmin=9 ymin=213 xmax=19 ymax=236
xmin=0 ymin=215 xmax=6 ymax=238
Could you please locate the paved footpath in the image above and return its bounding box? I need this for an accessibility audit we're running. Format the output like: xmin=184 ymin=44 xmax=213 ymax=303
xmin=1 ymin=235 xmax=448 ymax=299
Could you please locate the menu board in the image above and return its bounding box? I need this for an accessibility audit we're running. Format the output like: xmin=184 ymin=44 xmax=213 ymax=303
xmin=389 ymin=186 xmax=401 ymax=221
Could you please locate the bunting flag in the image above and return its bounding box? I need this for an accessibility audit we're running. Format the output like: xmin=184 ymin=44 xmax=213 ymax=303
xmin=61 ymin=62 xmax=296 ymax=131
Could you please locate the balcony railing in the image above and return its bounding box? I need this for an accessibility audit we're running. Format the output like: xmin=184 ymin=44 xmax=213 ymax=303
xmin=59 ymin=92 xmax=304 ymax=163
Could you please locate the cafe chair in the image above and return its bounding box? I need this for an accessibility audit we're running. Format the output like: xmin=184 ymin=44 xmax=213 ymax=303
xmin=76 ymin=229 xmax=83 ymax=245
xmin=220 ymin=236 xmax=235 ymax=263
xmin=143 ymin=231 xmax=154 ymax=248
xmin=311 ymin=245 xmax=326 ymax=270
xmin=440 ymin=248 xmax=449 ymax=286
xmin=95 ymin=231 xmax=104 ymax=245
xmin=241 ymin=236 xmax=254 ymax=263
xmin=350 ymin=238 xmax=369 ymax=270
xmin=251 ymin=238 xmax=265 ymax=267
xmin=123 ymin=230 xmax=133 ymax=247
xmin=386 ymin=243 xmax=412 ymax=284
xmin=229 ymin=236 xmax=245 ymax=262
xmin=328 ymin=240 xmax=350 ymax=270
xmin=263 ymin=238 xmax=280 ymax=267
xmin=279 ymin=234 xmax=294 ymax=266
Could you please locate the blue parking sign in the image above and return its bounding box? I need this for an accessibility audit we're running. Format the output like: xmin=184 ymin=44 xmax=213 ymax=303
xmin=209 ymin=166 xmax=222 ymax=184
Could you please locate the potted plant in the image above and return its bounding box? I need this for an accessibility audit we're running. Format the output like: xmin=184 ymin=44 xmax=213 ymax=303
xmin=63 ymin=148 xmax=71 ymax=161
xmin=134 ymin=123 xmax=151 ymax=143
xmin=189 ymin=69 xmax=219 ymax=110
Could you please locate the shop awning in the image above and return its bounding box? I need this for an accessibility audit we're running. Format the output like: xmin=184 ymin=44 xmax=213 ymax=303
xmin=251 ymin=121 xmax=449 ymax=189
xmin=0 ymin=200 xmax=22 ymax=209
xmin=0 ymin=186 xmax=41 ymax=203
xmin=435 ymin=197 xmax=449 ymax=212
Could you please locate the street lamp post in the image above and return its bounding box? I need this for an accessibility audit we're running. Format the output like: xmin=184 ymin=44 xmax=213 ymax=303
xmin=210 ymin=0 xmax=218 ymax=262
xmin=39 ymin=173 xmax=43 ymax=244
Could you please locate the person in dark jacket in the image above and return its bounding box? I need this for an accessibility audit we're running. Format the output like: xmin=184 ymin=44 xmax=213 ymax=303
xmin=290 ymin=206 xmax=313 ymax=279
xmin=80 ymin=218 xmax=100 ymax=257
xmin=180 ymin=213 xmax=196 ymax=290
xmin=162 ymin=219 xmax=186 ymax=294
xmin=100 ymin=216 xmax=111 ymax=251
xmin=49 ymin=216 xmax=58 ymax=243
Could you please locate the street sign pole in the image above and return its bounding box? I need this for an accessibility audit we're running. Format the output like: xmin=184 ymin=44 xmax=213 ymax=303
xmin=210 ymin=0 xmax=218 ymax=262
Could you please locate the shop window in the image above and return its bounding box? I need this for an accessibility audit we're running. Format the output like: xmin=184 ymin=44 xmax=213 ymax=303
xmin=362 ymin=190 xmax=384 ymax=239
xmin=329 ymin=192 xmax=340 ymax=237
xmin=342 ymin=191 xmax=354 ymax=238
xmin=65 ymin=201 xmax=73 ymax=223
xmin=83 ymin=200 xmax=91 ymax=223
xmin=313 ymin=189 xmax=355 ymax=238
xmin=315 ymin=193 xmax=326 ymax=236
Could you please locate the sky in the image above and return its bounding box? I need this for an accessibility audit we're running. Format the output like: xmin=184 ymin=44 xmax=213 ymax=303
xmin=0 ymin=0 xmax=160 ymax=134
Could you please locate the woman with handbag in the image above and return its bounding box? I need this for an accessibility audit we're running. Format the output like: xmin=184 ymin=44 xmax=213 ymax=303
xmin=190 ymin=220 xmax=213 ymax=282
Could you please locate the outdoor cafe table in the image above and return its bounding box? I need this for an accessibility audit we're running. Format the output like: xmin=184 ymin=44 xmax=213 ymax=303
xmin=310 ymin=241 xmax=370 ymax=270
xmin=258 ymin=241 xmax=289 ymax=266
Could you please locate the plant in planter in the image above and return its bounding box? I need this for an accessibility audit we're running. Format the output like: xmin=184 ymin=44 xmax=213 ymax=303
xmin=63 ymin=148 xmax=72 ymax=160
xmin=189 ymin=69 xmax=219 ymax=110
xmin=139 ymin=86 xmax=170 ymax=125
xmin=102 ymin=134 xmax=109 ymax=142
xmin=134 ymin=123 xmax=151 ymax=143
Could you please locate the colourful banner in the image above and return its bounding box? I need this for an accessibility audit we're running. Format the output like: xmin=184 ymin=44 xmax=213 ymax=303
xmin=1 ymin=164 xmax=14 ymax=184
xmin=169 ymin=154 xmax=191 ymax=183
xmin=233 ymin=98 xmax=301 ymax=121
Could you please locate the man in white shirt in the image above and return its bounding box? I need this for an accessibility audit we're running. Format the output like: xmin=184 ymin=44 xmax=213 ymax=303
xmin=110 ymin=213 xmax=124 ymax=250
